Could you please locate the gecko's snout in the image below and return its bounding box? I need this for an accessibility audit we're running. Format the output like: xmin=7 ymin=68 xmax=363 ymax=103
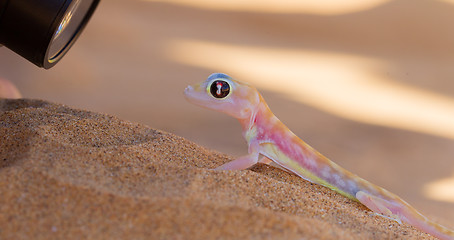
xmin=184 ymin=85 xmax=194 ymax=95
xmin=185 ymin=85 xmax=193 ymax=91
xmin=184 ymin=85 xmax=199 ymax=101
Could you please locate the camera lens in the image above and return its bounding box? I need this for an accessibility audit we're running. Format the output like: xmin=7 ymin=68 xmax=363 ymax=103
xmin=0 ymin=0 xmax=100 ymax=69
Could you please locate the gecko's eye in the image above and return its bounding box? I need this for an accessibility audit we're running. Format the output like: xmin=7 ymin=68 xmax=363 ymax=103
xmin=210 ymin=80 xmax=230 ymax=99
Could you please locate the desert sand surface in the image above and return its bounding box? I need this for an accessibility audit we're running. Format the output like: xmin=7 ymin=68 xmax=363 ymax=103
xmin=0 ymin=99 xmax=437 ymax=239
xmin=1 ymin=0 xmax=454 ymax=238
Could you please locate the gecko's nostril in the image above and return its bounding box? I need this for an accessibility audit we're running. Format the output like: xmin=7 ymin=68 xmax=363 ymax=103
xmin=184 ymin=85 xmax=193 ymax=95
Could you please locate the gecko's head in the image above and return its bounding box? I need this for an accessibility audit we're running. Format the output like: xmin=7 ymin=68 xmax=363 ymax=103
xmin=184 ymin=73 xmax=261 ymax=120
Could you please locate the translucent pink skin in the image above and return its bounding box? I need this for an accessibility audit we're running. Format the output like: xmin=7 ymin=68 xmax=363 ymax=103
xmin=185 ymin=73 xmax=454 ymax=240
xmin=0 ymin=78 xmax=21 ymax=99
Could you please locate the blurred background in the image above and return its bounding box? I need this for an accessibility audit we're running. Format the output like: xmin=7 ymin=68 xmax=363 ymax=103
xmin=1 ymin=0 xmax=454 ymax=226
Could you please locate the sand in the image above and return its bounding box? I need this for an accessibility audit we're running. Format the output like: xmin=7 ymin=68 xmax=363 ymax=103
xmin=0 ymin=98 xmax=437 ymax=239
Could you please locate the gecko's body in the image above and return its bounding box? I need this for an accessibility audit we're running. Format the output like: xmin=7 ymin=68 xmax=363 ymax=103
xmin=184 ymin=73 xmax=454 ymax=240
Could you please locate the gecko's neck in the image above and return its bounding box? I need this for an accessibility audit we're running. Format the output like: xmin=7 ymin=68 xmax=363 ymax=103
xmin=238 ymin=98 xmax=272 ymax=137
xmin=238 ymin=109 xmax=257 ymax=133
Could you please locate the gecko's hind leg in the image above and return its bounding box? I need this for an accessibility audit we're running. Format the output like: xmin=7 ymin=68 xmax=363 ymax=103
xmin=357 ymin=191 xmax=454 ymax=239
xmin=356 ymin=191 xmax=402 ymax=224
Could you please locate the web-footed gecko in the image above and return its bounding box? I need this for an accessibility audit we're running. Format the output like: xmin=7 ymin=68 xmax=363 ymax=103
xmin=184 ymin=73 xmax=454 ymax=240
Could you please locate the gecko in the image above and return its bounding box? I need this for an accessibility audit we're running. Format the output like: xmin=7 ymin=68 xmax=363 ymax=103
xmin=184 ymin=73 xmax=454 ymax=240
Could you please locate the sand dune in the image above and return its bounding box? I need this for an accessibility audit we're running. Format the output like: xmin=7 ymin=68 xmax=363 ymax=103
xmin=0 ymin=99 xmax=436 ymax=239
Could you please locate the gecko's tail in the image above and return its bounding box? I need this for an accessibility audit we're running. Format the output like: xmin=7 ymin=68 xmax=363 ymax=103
xmin=356 ymin=191 xmax=454 ymax=240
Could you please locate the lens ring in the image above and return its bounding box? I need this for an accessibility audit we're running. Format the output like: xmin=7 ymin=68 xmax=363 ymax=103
xmin=45 ymin=0 xmax=97 ymax=65
xmin=53 ymin=0 xmax=82 ymax=41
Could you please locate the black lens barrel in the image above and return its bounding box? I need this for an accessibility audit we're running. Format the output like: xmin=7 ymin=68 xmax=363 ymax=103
xmin=0 ymin=0 xmax=99 ymax=69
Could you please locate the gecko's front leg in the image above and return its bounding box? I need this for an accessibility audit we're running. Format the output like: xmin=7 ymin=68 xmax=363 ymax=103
xmin=215 ymin=143 xmax=260 ymax=170
xmin=215 ymin=152 xmax=259 ymax=170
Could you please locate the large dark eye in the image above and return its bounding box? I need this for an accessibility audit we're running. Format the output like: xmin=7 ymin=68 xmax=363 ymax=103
xmin=210 ymin=80 xmax=230 ymax=98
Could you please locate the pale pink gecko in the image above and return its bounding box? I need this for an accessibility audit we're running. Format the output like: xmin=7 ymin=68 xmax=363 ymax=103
xmin=184 ymin=73 xmax=454 ymax=240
